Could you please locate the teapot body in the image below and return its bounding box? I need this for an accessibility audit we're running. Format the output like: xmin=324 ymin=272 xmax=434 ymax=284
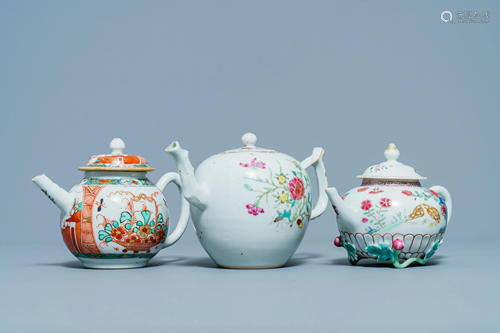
xmin=191 ymin=151 xmax=314 ymax=268
xmin=327 ymin=143 xmax=452 ymax=268
xmin=56 ymin=172 xmax=170 ymax=269
xmin=335 ymin=181 xmax=448 ymax=265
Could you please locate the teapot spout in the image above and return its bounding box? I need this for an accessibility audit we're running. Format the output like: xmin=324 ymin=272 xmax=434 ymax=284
xmin=32 ymin=174 xmax=73 ymax=215
xmin=325 ymin=187 xmax=357 ymax=226
xmin=166 ymin=141 xmax=207 ymax=210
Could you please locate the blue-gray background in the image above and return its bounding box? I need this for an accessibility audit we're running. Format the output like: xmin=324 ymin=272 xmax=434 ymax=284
xmin=1 ymin=1 xmax=498 ymax=332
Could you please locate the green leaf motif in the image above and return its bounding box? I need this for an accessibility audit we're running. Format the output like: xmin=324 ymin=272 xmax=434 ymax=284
xmin=112 ymin=221 xmax=119 ymax=228
xmin=141 ymin=210 xmax=151 ymax=224
xmin=292 ymin=171 xmax=297 ymax=176
xmin=77 ymin=202 xmax=83 ymax=211
xmin=125 ymin=223 xmax=131 ymax=230
xmin=98 ymin=230 xmax=110 ymax=240
xmin=120 ymin=211 xmax=132 ymax=223
xmin=137 ymin=221 xmax=143 ymax=226
xmin=104 ymin=223 xmax=112 ymax=231
xmin=133 ymin=227 xmax=139 ymax=232
xmin=244 ymin=184 xmax=253 ymax=191
xmin=158 ymin=214 xmax=164 ymax=224
xmin=366 ymin=243 xmax=394 ymax=262
xmin=342 ymin=240 xmax=358 ymax=261
xmin=425 ymin=241 xmax=440 ymax=260
xmin=105 ymin=237 xmax=113 ymax=243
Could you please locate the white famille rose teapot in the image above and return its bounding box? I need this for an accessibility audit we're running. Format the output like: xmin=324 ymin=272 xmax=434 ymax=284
xmin=166 ymin=133 xmax=329 ymax=269
xmin=325 ymin=144 xmax=452 ymax=268
xmin=33 ymin=138 xmax=190 ymax=269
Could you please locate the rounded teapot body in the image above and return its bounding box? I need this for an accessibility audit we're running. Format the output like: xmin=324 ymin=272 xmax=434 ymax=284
xmin=191 ymin=151 xmax=313 ymax=268
xmin=335 ymin=181 xmax=448 ymax=263
xmin=58 ymin=172 xmax=170 ymax=268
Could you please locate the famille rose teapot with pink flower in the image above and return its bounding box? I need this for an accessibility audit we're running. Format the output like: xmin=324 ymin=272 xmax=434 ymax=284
xmin=325 ymin=144 xmax=452 ymax=268
xmin=166 ymin=133 xmax=329 ymax=269
xmin=32 ymin=138 xmax=190 ymax=269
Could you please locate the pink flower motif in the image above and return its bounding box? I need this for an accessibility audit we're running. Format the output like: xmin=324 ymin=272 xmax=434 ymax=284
xmin=393 ymin=239 xmax=404 ymax=251
xmin=374 ymin=166 xmax=381 ymax=172
xmin=240 ymin=158 xmax=266 ymax=169
xmin=341 ymin=194 xmax=346 ymax=200
xmin=369 ymin=187 xmax=383 ymax=194
xmin=362 ymin=218 xmax=368 ymax=223
xmin=245 ymin=204 xmax=264 ymax=216
xmin=380 ymin=198 xmax=392 ymax=208
xmin=361 ymin=200 xmax=372 ymax=211
xmin=428 ymin=189 xmax=439 ymax=198
xmin=357 ymin=187 xmax=369 ymax=192
xmin=289 ymin=177 xmax=305 ymax=201
xmin=441 ymin=204 xmax=446 ymax=216
xmin=402 ymin=190 xmax=412 ymax=196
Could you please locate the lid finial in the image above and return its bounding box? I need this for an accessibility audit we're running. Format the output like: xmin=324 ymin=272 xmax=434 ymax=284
xmin=110 ymin=138 xmax=125 ymax=155
xmin=242 ymin=133 xmax=257 ymax=148
xmin=384 ymin=143 xmax=399 ymax=161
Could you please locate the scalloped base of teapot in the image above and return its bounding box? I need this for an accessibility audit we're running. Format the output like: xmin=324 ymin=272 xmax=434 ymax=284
xmin=335 ymin=233 xmax=442 ymax=269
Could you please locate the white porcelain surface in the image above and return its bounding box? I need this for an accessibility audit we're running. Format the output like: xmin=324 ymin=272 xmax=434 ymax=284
xmin=167 ymin=133 xmax=329 ymax=268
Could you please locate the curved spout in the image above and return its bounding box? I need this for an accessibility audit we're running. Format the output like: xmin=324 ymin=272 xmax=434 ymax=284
xmin=166 ymin=141 xmax=207 ymax=210
xmin=325 ymin=187 xmax=357 ymax=226
xmin=32 ymin=174 xmax=73 ymax=215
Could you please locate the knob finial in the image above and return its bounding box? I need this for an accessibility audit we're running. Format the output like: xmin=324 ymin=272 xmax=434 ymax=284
xmin=110 ymin=138 xmax=125 ymax=155
xmin=242 ymin=133 xmax=257 ymax=148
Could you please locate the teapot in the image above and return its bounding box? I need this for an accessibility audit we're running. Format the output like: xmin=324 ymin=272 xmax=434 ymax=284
xmin=325 ymin=144 xmax=452 ymax=268
xmin=33 ymin=138 xmax=190 ymax=269
xmin=166 ymin=133 xmax=329 ymax=269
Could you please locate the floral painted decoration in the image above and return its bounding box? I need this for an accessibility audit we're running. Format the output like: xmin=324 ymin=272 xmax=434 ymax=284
xmin=243 ymin=160 xmax=312 ymax=229
xmin=96 ymin=193 xmax=168 ymax=253
xmin=240 ymin=158 xmax=266 ymax=169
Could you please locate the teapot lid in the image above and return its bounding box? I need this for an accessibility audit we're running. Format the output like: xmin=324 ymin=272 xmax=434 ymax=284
xmin=78 ymin=138 xmax=155 ymax=172
xmin=356 ymin=143 xmax=426 ymax=181
xmin=218 ymin=133 xmax=281 ymax=155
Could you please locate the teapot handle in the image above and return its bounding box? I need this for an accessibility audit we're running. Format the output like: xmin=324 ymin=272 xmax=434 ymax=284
xmin=156 ymin=172 xmax=191 ymax=248
xmin=301 ymin=148 xmax=329 ymax=220
xmin=429 ymin=185 xmax=452 ymax=225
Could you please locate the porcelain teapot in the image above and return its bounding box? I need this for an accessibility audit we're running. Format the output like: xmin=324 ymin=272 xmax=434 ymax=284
xmin=33 ymin=138 xmax=190 ymax=269
xmin=166 ymin=133 xmax=329 ymax=269
xmin=325 ymin=144 xmax=452 ymax=268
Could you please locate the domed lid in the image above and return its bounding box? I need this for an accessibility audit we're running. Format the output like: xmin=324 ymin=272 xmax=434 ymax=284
xmin=78 ymin=138 xmax=155 ymax=172
xmin=356 ymin=143 xmax=425 ymax=181
xmin=218 ymin=133 xmax=282 ymax=156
